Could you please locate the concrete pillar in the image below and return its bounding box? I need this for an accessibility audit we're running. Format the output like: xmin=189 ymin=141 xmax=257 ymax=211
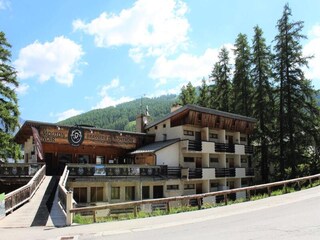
xmin=202 ymin=180 xmax=210 ymax=193
xmin=218 ymin=130 xmax=226 ymax=143
xmin=234 ymin=132 xmax=240 ymax=144
xmin=201 ymin=127 xmax=209 ymax=141
xmin=66 ymin=191 xmax=73 ymax=226
xmin=218 ymin=154 xmax=226 ymax=168
xmin=234 ymin=155 xmax=241 ymax=168
xmin=202 ymin=153 xmax=209 ymax=168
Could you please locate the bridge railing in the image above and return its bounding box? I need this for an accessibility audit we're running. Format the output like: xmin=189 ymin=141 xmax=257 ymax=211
xmin=69 ymin=172 xmax=320 ymax=224
xmin=4 ymin=165 xmax=46 ymax=214
xmin=58 ymin=165 xmax=74 ymax=225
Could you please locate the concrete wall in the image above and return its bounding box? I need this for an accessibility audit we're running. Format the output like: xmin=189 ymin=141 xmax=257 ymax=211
xmin=156 ymin=142 xmax=180 ymax=166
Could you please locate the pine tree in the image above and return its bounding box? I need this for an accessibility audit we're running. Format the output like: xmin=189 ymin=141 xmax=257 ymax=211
xmin=232 ymin=33 xmax=253 ymax=116
xmin=0 ymin=31 xmax=20 ymax=160
xmin=197 ymin=78 xmax=211 ymax=107
xmin=178 ymin=81 xmax=197 ymax=105
xmin=251 ymin=26 xmax=275 ymax=182
xmin=210 ymin=47 xmax=232 ymax=112
xmin=273 ymin=4 xmax=320 ymax=179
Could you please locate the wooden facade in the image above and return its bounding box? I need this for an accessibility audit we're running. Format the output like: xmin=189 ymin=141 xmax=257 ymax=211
xmin=15 ymin=121 xmax=154 ymax=176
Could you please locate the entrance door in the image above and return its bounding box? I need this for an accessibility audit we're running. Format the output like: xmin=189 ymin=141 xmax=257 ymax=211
xmin=153 ymin=186 xmax=164 ymax=198
xmin=196 ymin=183 xmax=202 ymax=194
xmin=45 ymin=153 xmax=53 ymax=175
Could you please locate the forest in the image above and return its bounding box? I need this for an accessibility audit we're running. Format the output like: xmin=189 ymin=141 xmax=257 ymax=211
xmin=58 ymin=95 xmax=177 ymax=132
xmin=177 ymin=4 xmax=320 ymax=182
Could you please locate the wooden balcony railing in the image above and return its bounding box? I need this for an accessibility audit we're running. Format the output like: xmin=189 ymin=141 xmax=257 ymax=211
xmin=4 ymin=165 xmax=46 ymax=214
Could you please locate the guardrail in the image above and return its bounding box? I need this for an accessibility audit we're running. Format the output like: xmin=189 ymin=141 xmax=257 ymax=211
xmin=0 ymin=163 xmax=44 ymax=177
xmin=4 ymin=165 xmax=46 ymax=214
xmin=68 ymin=172 xmax=320 ymax=224
xmin=58 ymin=165 xmax=73 ymax=225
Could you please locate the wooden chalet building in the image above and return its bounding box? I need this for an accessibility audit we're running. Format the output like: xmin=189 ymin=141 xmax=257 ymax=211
xmin=14 ymin=104 xmax=256 ymax=205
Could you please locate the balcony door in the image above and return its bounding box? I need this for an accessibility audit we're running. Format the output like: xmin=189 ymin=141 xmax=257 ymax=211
xmin=153 ymin=185 xmax=163 ymax=198
xmin=195 ymin=131 xmax=201 ymax=141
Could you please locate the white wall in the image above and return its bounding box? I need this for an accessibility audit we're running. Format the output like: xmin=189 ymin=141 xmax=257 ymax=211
xmin=156 ymin=142 xmax=180 ymax=167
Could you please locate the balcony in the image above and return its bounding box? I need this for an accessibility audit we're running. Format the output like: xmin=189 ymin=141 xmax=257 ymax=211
xmin=67 ymin=164 xmax=167 ymax=178
xmin=188 ymin=168 xmax=203 ymax=179
xmin=188 ymin=140 xmax=202 ymax=151
xmin=215 ymin=143 xmax=235 ymax=153
xmin=215 ymin=168 xmax=236 ymax=178
xmin=0 ymin=163 xmax=44 ymax=177
xmin=245 ymin=145 xmax=254 ymax=154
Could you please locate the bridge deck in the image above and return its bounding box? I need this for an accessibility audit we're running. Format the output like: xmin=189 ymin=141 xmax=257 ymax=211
xmin=0 ymin=176 xmax=66 ymax=228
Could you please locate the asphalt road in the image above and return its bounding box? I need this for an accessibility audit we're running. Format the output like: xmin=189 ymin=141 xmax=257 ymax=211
xmin=1 ymin=185 xmax=319 ymax=240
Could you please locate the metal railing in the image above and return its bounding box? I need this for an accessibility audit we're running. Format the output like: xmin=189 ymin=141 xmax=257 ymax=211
xmin=0 ymin=163 xmax=44 ymax=177
xmin=69 ymin=173 xmax=320 ymax=223
xmin=67 ymin=164 xmax=165 ymax=178
xmin=4 ymin=165 xmax=46 ymax=214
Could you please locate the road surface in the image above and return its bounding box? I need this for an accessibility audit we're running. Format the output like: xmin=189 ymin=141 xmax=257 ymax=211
xmin=1 ymin=185 xmax=319 ymax=240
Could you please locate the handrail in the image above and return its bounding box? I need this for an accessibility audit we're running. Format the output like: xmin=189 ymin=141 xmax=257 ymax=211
xmin=69 ymin=172 xmax=320 ymax=222
xmin=4 ymin=165 xmax=46 ymax=214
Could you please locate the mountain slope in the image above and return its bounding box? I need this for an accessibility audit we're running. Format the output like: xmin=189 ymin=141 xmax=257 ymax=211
xmin=58 ymin=94 xmax=177 ymax=131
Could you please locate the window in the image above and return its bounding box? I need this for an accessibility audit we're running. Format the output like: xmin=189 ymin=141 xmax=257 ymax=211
xmin=91 ymin=187 xmax=103 ymax=202
xmin=210 ymin=182 xmax=219 ymax=188
xmin=241 ymin=158 xmax=247 ymax=163
xmin=111 ymin=187 xmax=120 ymax=200
xmin=155 ymin=126 xmax=158 ymax=130
xmin=210 ymin=158 xmax=219 ymax=163
xmin=163 ymin=134 xmax=167 ymax=141
xmin=183 ymin=130 xmax=194 ymax=136
xmin=184 ymin=184 xmax=195 ymax=190
xmin=142 ymin=186 xmax=150 ymax=199
xmin=163 ymin=124 xmax=166 ymax=128
xmin=96 ymin=156 xmax=105 ymax=164
xmin=209 ymin=133 xmax=218 ymax=139
xmin=240 ymin=136 xmax=247 ymax=142
xmin=167 ymin=185 xmax=179 ymax=190
xmin=184 ymin=157 xmax=194 ymax=162
xmin=125 ymin=186 xmax=135 ymax=201
xmin=73 ymin=187 xmax=87 ymax=203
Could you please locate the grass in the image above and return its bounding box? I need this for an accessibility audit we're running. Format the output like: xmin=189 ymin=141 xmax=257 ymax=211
xmin=73 ymin=179 xmax=320 ymax=224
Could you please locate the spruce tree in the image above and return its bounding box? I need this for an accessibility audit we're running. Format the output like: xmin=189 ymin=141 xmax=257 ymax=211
xmin=232 ymin=33 xmax=253 ymax=116
xmin=197 ymin=78 xmax=211 ymax=107
xmin=210 ymin=47 xmax=232 ymax=112
xmin=178 ymin=81 xmax=197 ymax=105
xmin=0 ymin=31 xmax=20 ymax=160
xmin=273 ymin=4 xmax=320 ymax=179
xmin=251 ymin=26 xmax=275 ymax=182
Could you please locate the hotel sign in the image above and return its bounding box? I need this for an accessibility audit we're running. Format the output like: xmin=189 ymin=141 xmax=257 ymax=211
xmin=39 ymin=126 xmax=137 ymax=148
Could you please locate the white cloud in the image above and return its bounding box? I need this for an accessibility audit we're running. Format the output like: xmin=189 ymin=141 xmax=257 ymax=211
xmin=15 ymin=83 xmax=29 ymax=95
xmin=56 ymin=108 xmax=84 ymax=121
xmin=14 ymin=36 xmax=84 ymax=86
xmin=304 ymin=24 xmax=320 ymax=87
xmin=93 ymin=78 xmax=133 ymax=109
xmin=73 ymin=0 xmax=190 ymax=62
xmin=149 ymin=44 xmax=235 ymax=87
xmin=0 ymin=0 xmax=10 ymax=10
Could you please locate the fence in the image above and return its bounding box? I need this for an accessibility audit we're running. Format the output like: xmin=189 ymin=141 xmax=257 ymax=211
xmin=58 ymin=166 xmax=73 ymax=225
xmin=69 ymin=172 xmax=320 ymax=224
xmin=4 ymin=165 xmax=46 ymax=214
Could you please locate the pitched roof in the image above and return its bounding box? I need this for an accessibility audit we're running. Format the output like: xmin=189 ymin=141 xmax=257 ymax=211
xmin=130 ymin=139 xmax=180 ymax=155
xmin=146 ymin=104 xmax=256 ymax=129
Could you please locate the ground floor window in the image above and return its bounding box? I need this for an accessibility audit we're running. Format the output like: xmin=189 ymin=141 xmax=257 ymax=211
xmin=125 ymin=186 xmax=135 ymax=201
xmin=142 ymin=186 xmax=150 ymax=199
xmin=111 ymin=187 xmax=120 ymax=200
xmin=73 ymin=187 xmax=87 ymax=203
xmin=167 ymin=184 xmax=179 ymax=190
xmin=91 ymin=187 xmax=103 ymax=202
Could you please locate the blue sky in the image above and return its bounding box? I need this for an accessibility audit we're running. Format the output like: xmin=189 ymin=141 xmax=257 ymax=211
xmin=1 ymin=0 xmax=320 ymax=123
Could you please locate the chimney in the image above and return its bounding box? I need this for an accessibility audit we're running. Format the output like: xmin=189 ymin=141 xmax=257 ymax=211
xmin=171 ymin=103 xmax=182 ymax=113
